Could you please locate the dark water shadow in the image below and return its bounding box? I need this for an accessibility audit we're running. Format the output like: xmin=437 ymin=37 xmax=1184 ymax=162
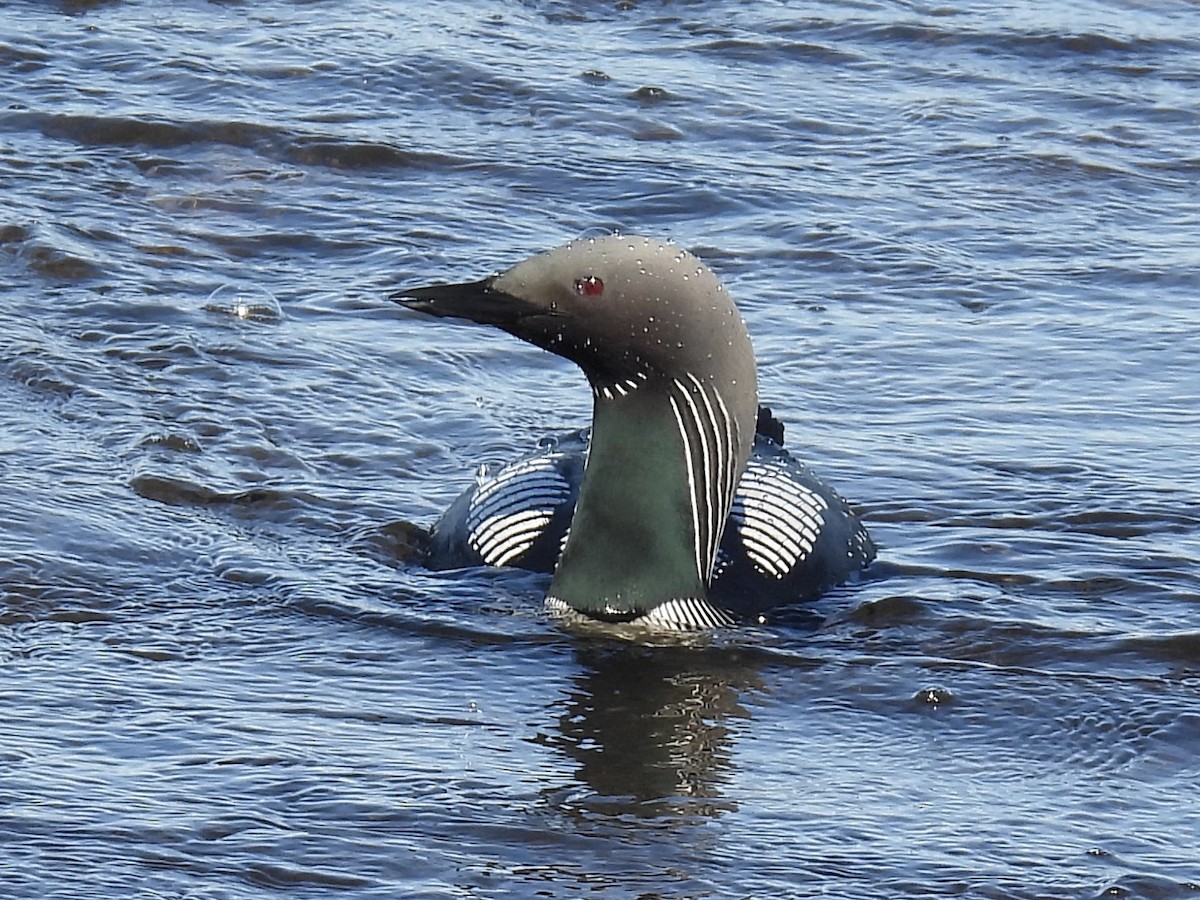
xmin=534 ymin=638 xmax=780 ymax=823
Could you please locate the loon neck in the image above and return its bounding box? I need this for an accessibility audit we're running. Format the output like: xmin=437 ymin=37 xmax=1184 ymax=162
xmin=547 ymin=374 xmax=753 ymax=620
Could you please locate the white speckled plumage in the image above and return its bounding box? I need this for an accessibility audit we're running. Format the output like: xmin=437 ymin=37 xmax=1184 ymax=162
xmin=394 ymin=235 xmax=874 ymax=629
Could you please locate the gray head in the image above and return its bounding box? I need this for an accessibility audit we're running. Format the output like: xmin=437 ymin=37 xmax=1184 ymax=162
xmin=394 ymin=235 xmax=760 ymax=624
xmin=394 ymin=235 xmax=757 ymax=403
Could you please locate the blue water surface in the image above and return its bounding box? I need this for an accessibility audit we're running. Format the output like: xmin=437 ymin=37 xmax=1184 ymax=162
xmin=2 ymin=1 xmax=1198 ymax=897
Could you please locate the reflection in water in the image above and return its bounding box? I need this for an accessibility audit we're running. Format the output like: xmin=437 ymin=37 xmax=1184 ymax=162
xmin=538 ymin=641 xmax=766 ymax=819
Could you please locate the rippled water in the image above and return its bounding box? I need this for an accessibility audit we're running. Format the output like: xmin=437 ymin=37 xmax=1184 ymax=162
xmin=3 ymin=1 xmax=1199 ymax=898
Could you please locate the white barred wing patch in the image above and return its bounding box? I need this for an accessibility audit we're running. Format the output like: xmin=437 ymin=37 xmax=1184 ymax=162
xmin=666 ymin=373 xmax=742 ymax=583
xmin=544 ymin=595 xmax=734 ymax=631
xmin=732 ymin=459 xmax=828 ymax=579
xmin=638 ymin=596 xmax=736 ymax=630
xmin=465 ymin=456 xmax=571 ymax=567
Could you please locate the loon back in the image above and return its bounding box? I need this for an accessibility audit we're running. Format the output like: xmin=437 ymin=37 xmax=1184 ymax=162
xmin=424 ymin=410 xmax=876 ymax=625
xmin=392 ymin=235 xmax=873 ymax=628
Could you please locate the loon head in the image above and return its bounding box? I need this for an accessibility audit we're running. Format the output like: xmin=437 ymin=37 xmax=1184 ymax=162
xmin=394 ymin=235 xmax=756 ymax=400
xmin=393 ymin=235 xmax=758 ymax=628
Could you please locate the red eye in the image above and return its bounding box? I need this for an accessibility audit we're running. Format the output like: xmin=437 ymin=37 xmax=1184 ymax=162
xmin=574 ymin=275 xmax=604 ymax=297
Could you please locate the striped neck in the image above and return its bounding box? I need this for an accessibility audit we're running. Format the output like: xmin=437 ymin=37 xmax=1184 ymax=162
xmin=547 ymin=372 xmax=754 ymax=623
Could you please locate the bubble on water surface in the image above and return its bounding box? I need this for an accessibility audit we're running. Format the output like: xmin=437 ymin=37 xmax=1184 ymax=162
xmin=202 ymin=284 xmax=283 ymax=323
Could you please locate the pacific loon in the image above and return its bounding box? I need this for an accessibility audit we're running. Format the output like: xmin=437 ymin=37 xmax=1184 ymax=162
xmin=392 ymin=235 xmax=874 ymax=629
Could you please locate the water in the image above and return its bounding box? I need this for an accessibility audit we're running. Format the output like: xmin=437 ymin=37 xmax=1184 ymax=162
xmin=2 ymin=1 xmax=1199 ymax=897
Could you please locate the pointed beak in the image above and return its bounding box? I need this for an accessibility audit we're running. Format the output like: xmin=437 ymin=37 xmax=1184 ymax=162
xmin=389 ymin=277 xmax=523 ymax=329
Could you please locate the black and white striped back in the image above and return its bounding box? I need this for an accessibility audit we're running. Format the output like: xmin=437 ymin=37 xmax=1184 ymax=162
xmin=422 ymin=415 xmax=874 ymax=623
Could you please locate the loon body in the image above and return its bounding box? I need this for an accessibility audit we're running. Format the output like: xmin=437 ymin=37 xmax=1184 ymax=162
xmin=393 ymin=235 xmax=874 ymax=629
